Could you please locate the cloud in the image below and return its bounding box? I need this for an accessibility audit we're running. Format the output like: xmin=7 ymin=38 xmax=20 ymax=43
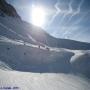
xmin=47 ymin=0 xmax=61 ymax=27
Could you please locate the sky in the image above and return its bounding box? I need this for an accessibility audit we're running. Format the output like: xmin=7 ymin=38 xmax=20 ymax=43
xmin=6 ymin=0 xmax=90 ymax=42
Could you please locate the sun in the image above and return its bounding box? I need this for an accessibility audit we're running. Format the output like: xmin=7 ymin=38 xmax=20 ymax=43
xmin=31 ymin=6 xmax=46 ymax=27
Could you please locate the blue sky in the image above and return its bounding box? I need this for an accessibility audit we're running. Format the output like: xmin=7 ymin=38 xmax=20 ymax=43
xmin=6 ymin=0 xmax=90 ymax=42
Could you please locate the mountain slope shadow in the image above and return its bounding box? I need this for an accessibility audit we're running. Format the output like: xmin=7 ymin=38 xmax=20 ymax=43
xmin=0 ymin=43 xmax=74 ymax=73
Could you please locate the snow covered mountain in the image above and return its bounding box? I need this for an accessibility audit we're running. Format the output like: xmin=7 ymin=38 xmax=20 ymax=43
xmin=0 ymin=0 xmax=90 ymax=50
xmin=0 ymin=0 xmax=20 ymax=18
xmin=0 ymin=0 xmax=90 ymax=90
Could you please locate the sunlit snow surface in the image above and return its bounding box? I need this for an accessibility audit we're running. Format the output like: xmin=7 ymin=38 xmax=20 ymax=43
xmin=0 ymin=35 xmax=90 ymax=90
xmin=0 ymin=16 xmax=90 ymax=90
xmin=0 ymin=70 xmax=90 ymax=90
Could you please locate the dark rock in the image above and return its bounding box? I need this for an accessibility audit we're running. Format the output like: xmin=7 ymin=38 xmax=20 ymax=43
xmin=0 ymin=0 xmax=21 ymax=19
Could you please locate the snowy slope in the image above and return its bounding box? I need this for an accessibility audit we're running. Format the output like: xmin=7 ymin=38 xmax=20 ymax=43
xmin=0 ymin=36 xmax=74 ymax=73
xmin=0 ymin=70 xmax=90 ymax=90
xmin=0 ymin=16 xmax=90 ymax=49
xmin=0 ymin=15 xmax=90 ymax=90
xmin=0 ymin=36 xmax=90 ymax=76
xmin=0 ymin=1 xmax=90 ymax=89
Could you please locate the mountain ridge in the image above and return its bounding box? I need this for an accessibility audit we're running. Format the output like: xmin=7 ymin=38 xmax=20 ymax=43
xmin=0 ymin=0 xmax=21 ymax=19
xmin=0 ymin=0 xmax=90 ymax=50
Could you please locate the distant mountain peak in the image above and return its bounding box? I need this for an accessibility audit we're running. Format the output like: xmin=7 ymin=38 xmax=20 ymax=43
xmin=0 ymin=0 xmax=21 ymax=19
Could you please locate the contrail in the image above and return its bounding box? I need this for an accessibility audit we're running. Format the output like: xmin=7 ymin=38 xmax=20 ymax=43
xmin=70 ymin=11 xmax=90 ymax=27
xmin=63 ymin=11 xmax=90 ymax=38
xmin=68 ymin=7 xmax=90 ymax=31
xmin=47 ymin=0 xmax=61 ymax=26
xmin=59 ymin=0 xmax=73 ymax=25
xmin=67 ymin=0 xmax=84 ymax=24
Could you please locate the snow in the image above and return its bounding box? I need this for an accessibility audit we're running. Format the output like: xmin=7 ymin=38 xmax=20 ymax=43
xmin=0 ymin=70 xmax=90 ymax=90
xmin=70 ymin=51 xmax=90 ymax=78
xmin=0 ymin=40 xmax=74 ymax=73
xmin=0 ymin=15 xmax=90 ymax=90
xmin=0 ymin=61 xmax=12 ymax=71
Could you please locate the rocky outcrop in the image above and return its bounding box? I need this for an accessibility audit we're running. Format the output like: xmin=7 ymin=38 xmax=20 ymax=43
xmin=0 ymin=0 xmax=21 ymax=19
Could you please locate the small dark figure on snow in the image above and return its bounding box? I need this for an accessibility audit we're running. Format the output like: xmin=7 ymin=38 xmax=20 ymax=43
xmin=46 ymin=47 xmax=50 ymax=51
xmin=7 ymin=47 xmax=10 ymax=50
xmin=24 ymin=42 xmax=26 ymax=45
xmin=38 ymin=45 xmax=40 ymax=48
xmin=1 ymin=13 xmax=5 ymax=17
xmin=24 ymin=52 xmax=26 ymax=55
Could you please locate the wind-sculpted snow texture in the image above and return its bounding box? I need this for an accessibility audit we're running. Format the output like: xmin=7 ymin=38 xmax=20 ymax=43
xmin=0 ymin=70 xmax=90 ymax=90
xmin=70 ymin=51 xmax=90 ymax=78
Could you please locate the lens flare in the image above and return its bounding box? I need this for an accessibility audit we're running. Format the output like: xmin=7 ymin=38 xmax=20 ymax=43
xmin=31 ymin=6 xmax=46 ymax=27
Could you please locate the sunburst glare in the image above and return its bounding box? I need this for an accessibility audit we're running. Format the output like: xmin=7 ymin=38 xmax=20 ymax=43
xmin=31 ymin=5 xmax=46 ymax=27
